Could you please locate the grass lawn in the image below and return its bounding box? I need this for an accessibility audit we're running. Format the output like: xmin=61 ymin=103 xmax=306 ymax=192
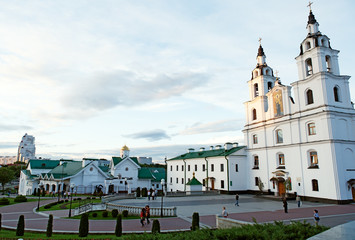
xmin=69 ymin=210 xmax=141 ymax=220
xmin=38 ymin=198 xmax=102 ymax=211
xmin=0 ymin=197 xmax=38 ymax=206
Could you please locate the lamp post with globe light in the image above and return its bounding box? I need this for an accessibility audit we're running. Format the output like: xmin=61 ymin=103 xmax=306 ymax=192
xmin=160 ymin=179 xmax=166 ymax=217
xmin=68 ymin=183 xmax=75 ymax=217
xmin=37 ymin=182 xmax=44 ymax=211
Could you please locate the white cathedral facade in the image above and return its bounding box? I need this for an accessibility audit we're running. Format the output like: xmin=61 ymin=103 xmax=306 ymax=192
xmin=167 ymin=10 xmax=355 ymax=203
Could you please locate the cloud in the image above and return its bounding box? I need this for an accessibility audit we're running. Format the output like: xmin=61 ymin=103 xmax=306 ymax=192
xmin=179 ymin=119 xmax=243 ymax=135
xmin=0 ymin=124 xmax=32 ymax=132
xmin=62 ymin=70 xmax=210 ymax=112
xmin=0 ymin=142 xmax=18 ymax=149
xmin=124 ymin=129 xmax=170 ymax=141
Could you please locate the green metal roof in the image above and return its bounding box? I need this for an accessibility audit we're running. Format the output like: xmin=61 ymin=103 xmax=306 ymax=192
xmin=138 ymin=167 xmax=166 ymax=181
xmin=22 ymin=170 xmax=37 ymax=179
xmin=186 ymin=177 xmax=202 ymax=185
xmin=48 ymin=161 xmax=83 ymax=178
xmin=168 ymin=146 xmax=246 ymax=161
xmin=112 ymin=156 xmax=139 ymax=166
xmin=99 ymin=165 xmax=109 ymax=173
xmin=28 ymin=159 xmax=60 ymax=169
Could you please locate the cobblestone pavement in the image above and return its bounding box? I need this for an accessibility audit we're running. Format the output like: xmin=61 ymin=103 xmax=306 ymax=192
xmin=1 ymin=195 xmax=354 ymax=234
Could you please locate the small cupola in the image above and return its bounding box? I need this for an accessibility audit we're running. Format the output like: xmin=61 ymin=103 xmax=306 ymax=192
xmin=256 ymin=44 xmax=266 ymax=66
xmin=306 ymin=7 xmax=319 ymax=35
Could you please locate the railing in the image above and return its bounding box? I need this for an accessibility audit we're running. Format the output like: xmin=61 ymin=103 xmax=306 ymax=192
xmin=74 ymin=203 xmax=106 ymax=216
xmin=102 ymin=193 xmax=135 ymax=203
xmin=166 ymin=190 xmax=220 ymax=197
xmin=106 ymin=203 xmax=177 ymax=217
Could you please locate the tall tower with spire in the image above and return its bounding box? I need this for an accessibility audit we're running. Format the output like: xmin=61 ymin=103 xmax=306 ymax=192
xmin=243 ymin=7 xmax=355 ymax=203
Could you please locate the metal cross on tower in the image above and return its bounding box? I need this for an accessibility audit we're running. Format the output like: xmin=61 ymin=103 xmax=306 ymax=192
xmin=307 ymin=1 xmax=313 ymax=11
xmin=258 ymin=37 xmax=262 ymax=45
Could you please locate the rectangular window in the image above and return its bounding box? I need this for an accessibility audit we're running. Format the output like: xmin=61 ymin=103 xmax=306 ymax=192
xmin=253 ymin=134 xmax=258 ymax=144
xmin=255 ymin=177 xmax=259 ymax=186
xmin=221 ymin=180 xmax=225 ymax=189
xmin=278 ymin=154 xmax=285 ymax=166
xmin=182 ymin=165 xmax=184 ymax=171
xmin=308 ymin=123 xmax=316 ymax=135
xmin=170 ymin=177 xmax=172 ymax=183
xmin=176 ymin=178 xmax=178 ymax=184
xmin=176 ymin=165 xmax=178 ymax=171
xmin=254 ymin=156 xmax=259 ymax=169
xmin=310 ymin=151 xmax=318 ymax=166
xmin=312 ymin=179 xmax=319 ymax=191
xmin=181 ymin=178 xmax=184 ymax=184
xmin=235 ymin=164 xmax=238 ymax=172
xmin=211 ymin=164 xmax=214 ymax=172
xmin=170 ymin=166 xmax=172 ymax=171
xmin=188 ymin=165 xmax=190 ymax=171
xmin=156 ymin=184 xmax=159 ymax=188
xmin=202 ymin=164 xmax=205 ymax=172
xmin=202 ymin=179 xmax=205 ymax=186
xmin=276 ymin=129 xmax=283 ymax=143
xmin=220 ymin=164 xmax=224 ymax=172
xmin=195 ymin=164 xmax=197 ymax=171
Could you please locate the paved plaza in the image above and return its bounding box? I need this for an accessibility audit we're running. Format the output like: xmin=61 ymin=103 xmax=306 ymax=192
xmin=1 ymin=194 xmax=355 ymax=234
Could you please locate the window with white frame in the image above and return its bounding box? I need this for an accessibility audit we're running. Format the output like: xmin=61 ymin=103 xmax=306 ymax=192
xmin=308 ymin=122 xmax=316 ymax=135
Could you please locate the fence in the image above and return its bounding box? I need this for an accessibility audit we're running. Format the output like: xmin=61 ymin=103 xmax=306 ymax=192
xmin=106 ymin=203 xmax=177 ymax=217
xmin=216 ymin=215 xmax=253 ymax=229
xmin=102 ymin=193 xmax=135 ymax=203
xmin=74 ymin=203 xmax=106 ymax=216
xmin=166 ymin=190 xmax=220 ymax=197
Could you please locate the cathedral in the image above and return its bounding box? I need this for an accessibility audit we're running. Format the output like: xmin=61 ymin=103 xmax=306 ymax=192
xmin=167 ymin=8 xmax=355 ymax=203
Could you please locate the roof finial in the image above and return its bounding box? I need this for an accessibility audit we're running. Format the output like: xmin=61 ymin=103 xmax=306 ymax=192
xmin=258 ymin=37 xmax=262 ymax=46
xmin=307 ymin=1 xmax=313 ymax=11
xmin=275 ymin=70 xmax=279 ymax=77
xmin=193 ymin=172 xmax=195 ymax=178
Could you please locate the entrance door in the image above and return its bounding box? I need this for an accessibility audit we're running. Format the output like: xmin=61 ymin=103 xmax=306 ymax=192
xmin=278 ymin=182 xmax=286 ymax=196
xmin=211 ymin=180 xmax=215 ymax=190
xmin=352 ymin=187 xmax=355 ymax=201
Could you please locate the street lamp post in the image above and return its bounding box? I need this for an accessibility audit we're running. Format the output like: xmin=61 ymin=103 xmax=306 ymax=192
xmin=160 ymin=179 xmax=165 ymax=218
xmin=68 ymin=183 xmax=75 ymax=217
xmin=37 ymin=183 xmax=43 ymax=211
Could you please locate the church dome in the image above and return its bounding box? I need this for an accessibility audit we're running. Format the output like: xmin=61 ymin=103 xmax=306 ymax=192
xmin=121 ymin=145 xmax=130 ymax=151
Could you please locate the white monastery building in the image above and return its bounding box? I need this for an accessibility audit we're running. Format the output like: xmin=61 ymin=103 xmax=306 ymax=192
xmin=167 ymin=9 xmax=355 ymax=203
xmin=17 ymin=133 xmax=36 ymax=163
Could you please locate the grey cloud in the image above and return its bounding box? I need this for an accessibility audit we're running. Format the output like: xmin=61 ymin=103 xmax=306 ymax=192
xmin=63 ymin=70 xmax=209 ymax=111
xmin=179 ymin=119 xmax=243 ymax=135
xmin=0 ymin=124 xmax=32 ymax=131
xmin=124 ymin=129 xmax=170 ymax=141
xmin=0 ymin=142 xmax=18 ymax=149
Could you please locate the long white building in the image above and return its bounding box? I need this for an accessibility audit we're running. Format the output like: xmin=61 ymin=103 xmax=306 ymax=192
xmin=167 ymin=9 xmax=355 ymax=203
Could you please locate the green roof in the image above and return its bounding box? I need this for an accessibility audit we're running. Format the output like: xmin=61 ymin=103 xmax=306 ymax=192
xmin=138 ymin=167 xmax=166 ymax=181
xmin=29 ymin=159 xmax=60 ymax=169
xmin=99 ymin=165 xmax=109 ymax=173
xmin=112 ymin=156 xmax=139 ymax=166
xmin=168 ymin=146 xmax=246 ymax=161
xmin=49 ymin=161 xmax=83 ymax=178
xmin=22 ymin=170 xmax=37 ymax=179
xmin=186 ymin=177 xmax=202 ymax=185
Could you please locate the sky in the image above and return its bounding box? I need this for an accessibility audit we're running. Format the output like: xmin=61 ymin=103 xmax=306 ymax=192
xmin=0 ymin=1 xmax=354 ymax=163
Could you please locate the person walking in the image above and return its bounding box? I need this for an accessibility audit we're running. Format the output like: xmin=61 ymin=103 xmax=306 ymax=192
xmin=222 ymin=206 xmax=228 ymax=218
xmin=296 ymin=195 xmax=301 ymax=208
xmin=151 ymin=190 xmax=155 ymax=200
xmin=145 ymin=205 xmax=151 ymax=224
xmin=140 ymin=208 xmax=146 ymax=227
xmin=235 ymin=194 xmax=239 ymax=206
xmin=147 ymin=190 xmax=151 ymax=201
xmin=282 ymin=198 xmax=288 ymax=213
xmin=313 ymin=209 xmax=320 ymax=226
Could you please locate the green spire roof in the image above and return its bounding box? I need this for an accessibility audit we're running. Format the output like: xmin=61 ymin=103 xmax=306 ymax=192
xmin=112 ymin=156 xmax=139 ymax=166
xmin=186 ymin=176 xmax=202 ymax=185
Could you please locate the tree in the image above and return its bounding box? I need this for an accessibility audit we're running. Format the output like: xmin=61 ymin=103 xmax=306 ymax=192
xmin=191 ymin=212 xmax=199 ymax=231
xmin=16 ymin=215 xmax=25 ymax=236
xmin=151 ymin=219 xmax=160 ymax=234
xmin=115 ymin=214 xmax=122 ymax=237
xmin=78 ymin=213 xmax=89 ymax=237
xmin=46 ymin=214 xmax=53 ymax=237
xmin=0 ymin=168 xmax=15 ymax=194
xmin=257 ymin=177 xmax=264 ymax=194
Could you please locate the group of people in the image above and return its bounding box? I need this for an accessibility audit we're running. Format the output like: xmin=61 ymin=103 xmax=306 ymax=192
xmin=147 ymin=189 xmax=157 ymax=200
xmin=140 ymin=205 xmax=151 ymax=227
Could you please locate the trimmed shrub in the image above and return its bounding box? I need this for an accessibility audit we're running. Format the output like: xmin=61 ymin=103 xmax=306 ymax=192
xmin=102 ymin=211 xmax=108 ymax=218
xmin=136 ymin=187 xmax=141 ymax=197
xmin=86 ymin=196 xmax=91 ymax=199
xmin=112 ymin=209 xmax=118 ymax=218
xmin=14 ymin=195 xmax=27 ymax=203
xmin=0 ymin=198 xmax=10 ymax=205
xmin=33 ymin=188 xmax=37 ymax=196
xmin=78 ymin=213 xmax=89 ymax=237
xmin=122 ymin=210 xmax=128 ymax=218
xmin=59 ymin=200 xmax=64 ymax=204
xmin=92 ymin=213 xmax=98 ymax=218
xmin=151 ymin=219 xmax=160 ymax=234
xmin=16 ymin=215 xmax=25 ymax=236
xmin=65 ymin=199 xmax=69 ymax=202
xmin=191 ymin=212 xmax=199 ymax=231
xmin=46 ymin=214 xmax=53 ymax=237
xmin=115 ymin=214 xmax=122 ymax=237
xmin=77 ymin=197 xmax=82 ymax=200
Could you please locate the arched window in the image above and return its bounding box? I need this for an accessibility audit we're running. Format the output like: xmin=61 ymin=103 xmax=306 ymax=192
xmin=312 ymin=179 xmax=319 ymax=191
xmin=267 ymin=82 xmax=272 ymax=91
xmin=326 ymin=55 xmax=331 ymax=72
xmin=334 ymin=86 xmax=340 ymax=102
xmin=309 ymin=151 xmax=318 ymax=167
xmin=321 ymin=38 xmax=325 ymax=46
xmin=276 ymin=129 xmax=283 ymax=143
xmin=306 ymin=89 xmax=314 ymax=105
xmin=308 ymin=122 xmax=316 ymax=135
xmin=254 ymin=83 xmax=259 ymax=97
xmin=305 ymin=41 xmax=311 ymax=50
xmin=253 ymin=155 xmax=259 ymax=169
xmin=253 ymin=134 xmax=258 ymax=144
xmin=305 ymin=58 xmax=313 ymax=76
xmin=254 ymin=70 xmax=259 ymax=78
xmin=252 ymin=109 xmax=257 ymax=120
xmin=265 ymin=69 xmax=270 ymax=76
xmin=278 ymin=153 xmax=285 ymax=166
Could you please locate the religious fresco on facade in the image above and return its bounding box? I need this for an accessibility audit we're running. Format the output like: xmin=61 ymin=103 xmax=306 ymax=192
xmin=273 ymin=89 xmax=284 ymax=117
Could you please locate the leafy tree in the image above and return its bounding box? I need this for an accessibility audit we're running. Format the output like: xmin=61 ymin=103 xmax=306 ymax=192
xmin=115 ymin=214 xmax=122 ymax=237
xmin=8 ymin=163 xmax=26 ymax=179
xmin=16 ymin=215 xmax=25 ymax=236
xmin=257 ymin=177 xmax=264 ymax=194
xmin=46 ymin=214 xmax=53 ymax=237
xmin=0 ymin=168 xmax=14 ymax=194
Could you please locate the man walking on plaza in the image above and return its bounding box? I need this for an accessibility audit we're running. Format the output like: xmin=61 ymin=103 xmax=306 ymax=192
xmin=282 ymin=198 xmax=288 ymax=213
xmin=235 ymin=193 xmax=239 ymax=206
